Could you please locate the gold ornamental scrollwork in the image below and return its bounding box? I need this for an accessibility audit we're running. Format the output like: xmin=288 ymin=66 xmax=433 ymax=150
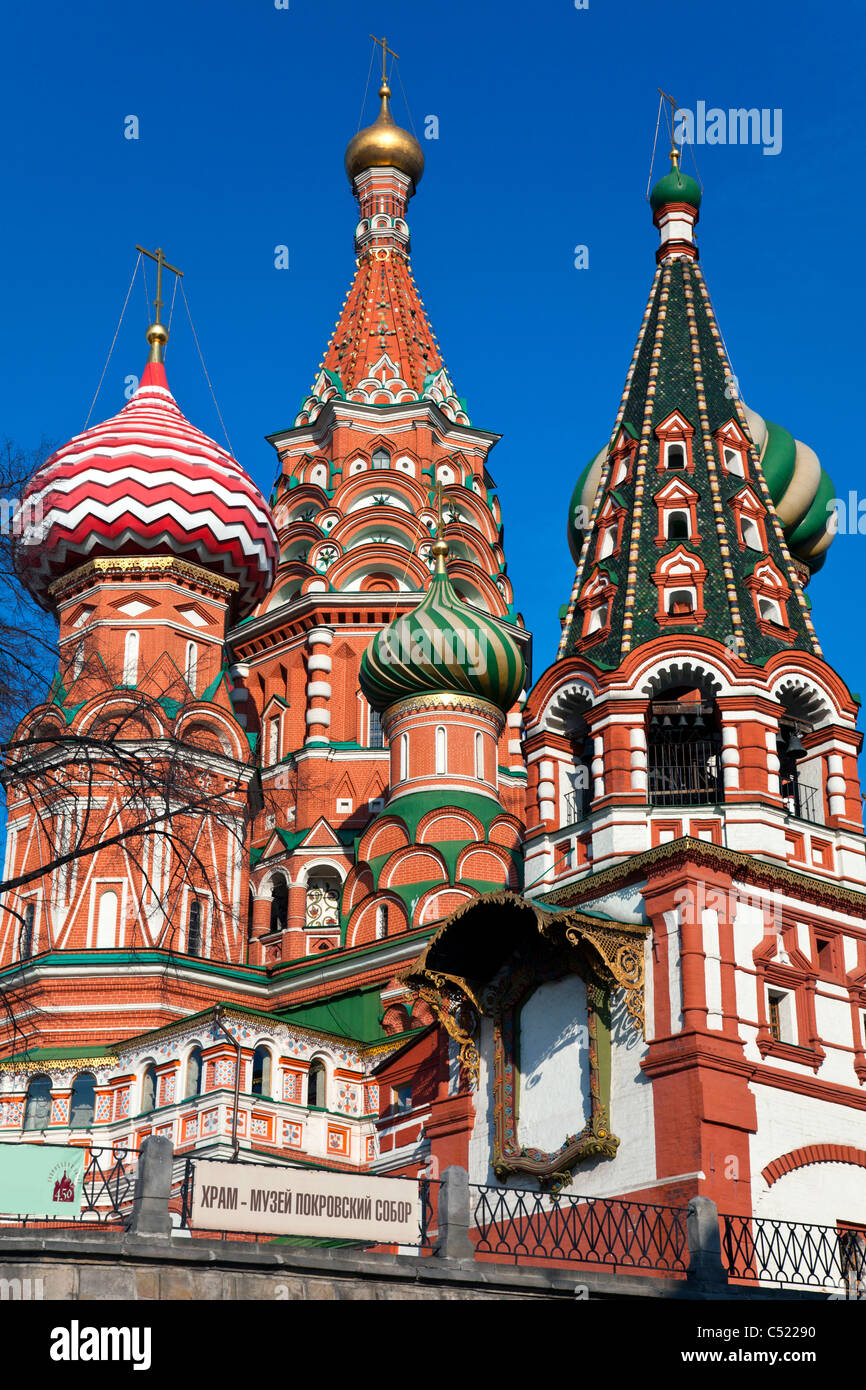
xmin=558 ymin=919 xmax=646 ymax=1038
xmin=410 ymin=982 xmax=480 ymax=1086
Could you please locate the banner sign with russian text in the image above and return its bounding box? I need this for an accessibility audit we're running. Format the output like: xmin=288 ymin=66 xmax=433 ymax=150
xmin=0 ymin=1143 xmax=86 ymax=1217
xmin=189 ymin=1159 xmax=421 ymax=1243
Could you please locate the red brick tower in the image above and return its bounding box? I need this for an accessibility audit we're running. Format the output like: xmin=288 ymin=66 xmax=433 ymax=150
xmin=1 ymin=304 xmax=278 ymax=1044
xmin=517 ymin=149 xmax=866 ymax=1226
xmin=236 ymin=78 xmax=530 ymax=969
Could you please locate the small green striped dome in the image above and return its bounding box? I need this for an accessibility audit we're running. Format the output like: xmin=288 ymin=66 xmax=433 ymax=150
xmin=567 ymin=446 xmax=607 ymax=562
xmin=359 ymin=547 xmax=525 ymax=713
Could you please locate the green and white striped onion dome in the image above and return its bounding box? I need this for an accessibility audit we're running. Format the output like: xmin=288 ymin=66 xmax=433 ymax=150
xmin=359 ymin=542 xmax=525 ymax=713
xmin=568 ymin=406 xmax=836 ymax=574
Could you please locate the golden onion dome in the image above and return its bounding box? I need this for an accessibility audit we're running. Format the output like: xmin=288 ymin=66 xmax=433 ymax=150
xmin=344 ymin=81 xmax=424 ymax=187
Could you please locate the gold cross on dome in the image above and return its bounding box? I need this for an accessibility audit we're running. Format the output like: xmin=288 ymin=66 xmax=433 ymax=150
xmin=136 ymin=244 xmax=184 ymax=326
xmin=370 ymin=33 xmax=399 ymax=82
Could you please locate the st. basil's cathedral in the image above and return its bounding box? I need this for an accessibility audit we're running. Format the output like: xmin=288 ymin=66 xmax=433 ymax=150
xmin=1 ymin=68 xmax=865 ymax=1238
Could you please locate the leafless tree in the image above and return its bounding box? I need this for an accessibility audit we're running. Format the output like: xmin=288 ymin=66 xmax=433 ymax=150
xmin=0 ymin=438 xmax=59 ymax=743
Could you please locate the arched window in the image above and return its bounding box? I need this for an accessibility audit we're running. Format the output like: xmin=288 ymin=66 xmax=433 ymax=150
xmin=742 ymin=517 xmax=762 ymax=551
xmin=375 ymin=903 xmax=388 ymax=940
xmin=369 ymin=707 xmax=384 ymax=749
xmin=141 ymin=1065 xmax=157 ymax=1114
xmin=305 ymin=875 xmax=339 ymax=927
xmin=435 ymin=726 xmax=447 ymax=775
xmin=667 ymin=511 xmax=690 ymax=540
xmin=73 ymin=642 xmax=85 ymax=679
xmin=69 ymin=1072 xmax=96 ymax=1129
xmin=759 ymin=597 xmax=783 ymax=625
xmin=95 ymin=890 xmax=119 ymax=948
xmin=308 ymin=1060 xmax=327 ymax=1109
xmin=666 ymin=443 xmax=686 ymax=470
xmin=399 ymin=732 xmax=409 ymax=781
xmin=188 ymin=899 xmax=202 ymax=956
xmin=648 ymin=687 xmax=722 ymax=808
xmin=251 ymin=1046 xmax=272 ymax=1097
xmin=586 ymin=605 xmax=605 ymax=634
xmin=19 ymin=901 xmax=35 ymax=960
xmin=667 ymin=588 xmax=695 ymax=616
xmin=267 ymin=718 xmax=279 ymax=766
xmin=372 ymin=448 xmax=390 ymax=471
xmin=598 ymin=526 xmax=617 ymax=560
xmin=23 ymin=1075 xmax=52 ymax=1132
xmin=185 ymin=642 xmax=198 ymax=694
xmin=475 ymin=731 xmax=484 ymax=781
xmin=723 ymin=445 xmax=745 ymax=477
xmin=123 ymin=631 xmax=139 ymax=686
xmin=185 ymin=1047 xmax=203 ymax=1099
xmin=270 ymin=874 xmax=289 ymax=932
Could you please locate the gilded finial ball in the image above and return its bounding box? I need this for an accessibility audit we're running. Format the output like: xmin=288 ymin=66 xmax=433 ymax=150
xmin=344 ymin=81 xmax=425 ymax=187
xmin=431 ymin=537 xmax=448 ymax=558
xmin=146 ymin=322 xmax=169 ymax=347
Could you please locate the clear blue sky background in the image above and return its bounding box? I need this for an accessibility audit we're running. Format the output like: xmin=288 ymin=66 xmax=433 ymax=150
xmin=2 ymin=0 xmax=864 ymax=700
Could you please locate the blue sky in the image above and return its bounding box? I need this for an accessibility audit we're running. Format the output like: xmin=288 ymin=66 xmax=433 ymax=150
xmin=3 ymin=0 xmax=865 ymax=701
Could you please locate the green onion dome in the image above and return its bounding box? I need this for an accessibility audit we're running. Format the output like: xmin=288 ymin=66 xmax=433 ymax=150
xmin=741 ymin=406 xmax=836 ymax=572
xmin=650 ymin=155 xmax=702 ymax=212
xmin=359 ymin=539 xmax=526 ymax=713
xmin=573 ymin=407 xmax=836 ymax=577
xmin=567 ymin=445 xmax=608 ymax=563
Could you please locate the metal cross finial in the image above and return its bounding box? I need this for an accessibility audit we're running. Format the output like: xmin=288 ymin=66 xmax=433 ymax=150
xmin=370 ymin=33 xmax=399 ymax=83
xmin=657 ymin=89 xmax=681 ymax=161
xmin=435 ymin=479 xmax=444 ymax=535
xmin=135 ymin=244 xmax=184 ymax=327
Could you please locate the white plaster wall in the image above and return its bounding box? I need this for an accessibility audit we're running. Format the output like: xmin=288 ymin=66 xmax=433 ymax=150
xmin=724 ymin=819 xmax=788 ymax=859
xmin=516 ymin=977 xmax=590 ymax=1152
xmin=469 ymin=993 xmax=659 ymax=1200
xmin=580 ymin=883 xmax=648 ymax=925
xmin=702 ymin=908 xmax=723 ymax=1029
xmin=591 ymin=820 xmax=650 ymax=863
xmin=814 ymin=993 xmax=858 ymax=1085
xmin=752 ymin=1162 xmax=866 ymax=1255
xmin=751 ymin=1085 xmax=866 ymax=1224
xmin=665 ymin=909 xmax=683 ymax=1033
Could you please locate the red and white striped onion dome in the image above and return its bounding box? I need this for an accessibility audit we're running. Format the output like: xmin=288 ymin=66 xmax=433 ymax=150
xmin=17 ymin=356 xmax=278 ymax=616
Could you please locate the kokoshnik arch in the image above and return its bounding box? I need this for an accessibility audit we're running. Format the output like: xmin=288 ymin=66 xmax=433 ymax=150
xmin=0 ymin=70 xmax=864 ymax=1236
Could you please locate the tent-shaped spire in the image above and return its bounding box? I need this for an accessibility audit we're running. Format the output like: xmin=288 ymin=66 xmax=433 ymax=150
xmin=558 ymin=157 xmax=834 ymax=669
xmin=294 ymin=76 xmax=468 ymax=429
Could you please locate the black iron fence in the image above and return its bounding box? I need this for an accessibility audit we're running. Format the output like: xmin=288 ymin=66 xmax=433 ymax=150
xmin=471 ymin=1184 xmax=689 ymax=1275
xmin=564 ymin=787 xmax=591 ymax=824
xmin=0 ymin=1144 xmax=137 ymax=1227
xmin=780 ymin=775 xmax=821 ymax=824
xmin=721 ymin=1212 xmax=866 ymax=1293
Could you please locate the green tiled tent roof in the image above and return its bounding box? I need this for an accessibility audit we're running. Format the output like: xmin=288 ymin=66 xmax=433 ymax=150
xmin=560 ymin=255 xmax=825 ymax=668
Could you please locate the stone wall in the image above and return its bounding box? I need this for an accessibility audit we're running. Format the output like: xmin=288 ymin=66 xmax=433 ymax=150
xmin=0 ymin=1230 xmax=686 ymax=1301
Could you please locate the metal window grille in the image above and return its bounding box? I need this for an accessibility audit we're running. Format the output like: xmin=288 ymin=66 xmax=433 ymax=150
xmin=648 ymin=707 xmax=722 ymax=807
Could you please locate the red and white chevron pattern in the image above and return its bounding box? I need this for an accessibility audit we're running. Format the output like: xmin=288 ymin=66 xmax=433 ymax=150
xmin=18 ymin=362 xmax=278 ymax=615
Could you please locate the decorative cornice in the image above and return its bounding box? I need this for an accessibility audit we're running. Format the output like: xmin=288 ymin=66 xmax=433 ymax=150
xmin=49 ymin=555 xmax=239 ymax=599
xmin=0 ymin=1056 xmax=117 ymax=1076
xmin=382 ymin=690 xmax=505 ymax=728
xmin=538 ymin=835 xmax=866 ymax=919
